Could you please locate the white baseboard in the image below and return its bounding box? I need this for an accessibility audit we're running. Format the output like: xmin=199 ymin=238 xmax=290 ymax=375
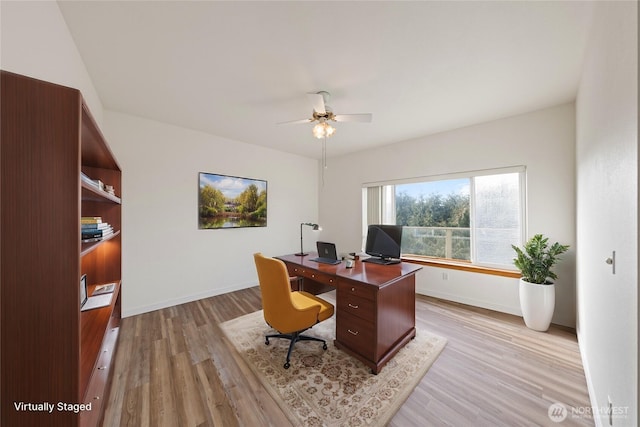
xmin=416 ymin=288 xmax=522 ymax=317
xmin=122 ymin=280 xmax=257 ymax=318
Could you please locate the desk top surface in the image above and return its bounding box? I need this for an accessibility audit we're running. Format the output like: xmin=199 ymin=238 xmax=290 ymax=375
xmin=277 ymin=253 xmax=422 ymax=287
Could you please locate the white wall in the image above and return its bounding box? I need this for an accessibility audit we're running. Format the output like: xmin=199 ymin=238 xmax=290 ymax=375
xmin=104 ymin=112 xmax=319 ymax=317
xmin=0 ymin=1 xmax=103 ymax=124
xmin=0 ymin=1 xmax=319 ymax=318
xmin=575 ymin=1 xmax=638 ymax=426
xmin=320 ymin=103 xmax=577 ymax=327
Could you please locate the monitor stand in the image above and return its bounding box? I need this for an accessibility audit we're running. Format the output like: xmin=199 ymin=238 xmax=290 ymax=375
xmin=362 ymin=257 xmax=401 ymax=265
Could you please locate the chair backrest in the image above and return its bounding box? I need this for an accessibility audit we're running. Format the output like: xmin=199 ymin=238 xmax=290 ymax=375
xmin=253 ymin=253 xmax=297 ymax=329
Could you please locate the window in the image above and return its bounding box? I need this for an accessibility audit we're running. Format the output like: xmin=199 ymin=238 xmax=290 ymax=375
xmin=363 ymin=167 xmax=525 ymax=269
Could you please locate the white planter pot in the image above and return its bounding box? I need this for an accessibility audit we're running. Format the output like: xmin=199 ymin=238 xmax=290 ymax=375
xmin=519 ymin=278 xmax=555 ymax=332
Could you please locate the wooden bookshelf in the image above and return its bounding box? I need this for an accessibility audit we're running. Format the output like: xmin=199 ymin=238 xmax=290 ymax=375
xmin=1 ymin=71 xmax=122 ymax=427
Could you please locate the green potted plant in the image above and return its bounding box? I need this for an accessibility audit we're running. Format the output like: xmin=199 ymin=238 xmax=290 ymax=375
xmin=512 ymin=234 xmax=569 ymax=331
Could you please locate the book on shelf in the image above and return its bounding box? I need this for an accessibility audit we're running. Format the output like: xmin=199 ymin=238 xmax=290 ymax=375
xmin=81 ymin=222 xmax=111 ymax=230
xmin=81 ymin=224 xmax=114 ymax=242
xmin=82 ymin=230 xmax=113 ymax=239
xmin=82 ymin=226 xmax=113 ymax=238
xmin=81 ymin=172 xmax=96 ymax=186
xmin=81 ymin=234 xmax=115 ymax=243
xmin=81 ymin=237 xmax=102 ymax=243
xmin=81 ymin=173 xmax=105 ymax=191
xmin=81 ymin=216 xmax=102 ymax=224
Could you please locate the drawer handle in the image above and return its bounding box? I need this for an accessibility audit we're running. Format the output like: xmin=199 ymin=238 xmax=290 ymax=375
xmin=351 ymin=287 xmax=356 ymax=292
xmin=311 ymin=274 xmax=315 ymax=278
xmin=98 ymin=366 xmax=107 ymax=370
xmin=93 ymin=396 xmax=101 ymax=400
xmin=348 ymin=303 xmax=359 ymax=309
xmin=347 ymin=329 xmax=359 ymax=336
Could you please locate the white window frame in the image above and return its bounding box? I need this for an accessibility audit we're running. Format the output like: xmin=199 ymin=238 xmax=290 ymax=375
xmin=363 ymin=166 xmax=526 ymax=270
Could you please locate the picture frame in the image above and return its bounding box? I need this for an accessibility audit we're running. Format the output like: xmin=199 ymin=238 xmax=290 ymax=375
xmin=198 ymin=172 xmax=267 ymax=229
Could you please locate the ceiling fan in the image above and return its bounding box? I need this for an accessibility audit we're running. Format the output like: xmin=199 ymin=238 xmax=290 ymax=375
xmin=279 ymin=91 xmax=372 ymax=139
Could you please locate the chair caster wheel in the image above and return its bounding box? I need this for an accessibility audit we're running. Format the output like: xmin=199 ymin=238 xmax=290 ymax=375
xmin=265 ymin=339 xmax=270 ymax=345
xmin=322 ymin=343 xmax=328 ymax=350
xmin=284 ymin=362 xmax=290 ymax=369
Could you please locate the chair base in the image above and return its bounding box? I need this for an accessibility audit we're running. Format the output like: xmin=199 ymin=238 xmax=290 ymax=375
xmin=265 ymin=331 xmax=328 ymax=369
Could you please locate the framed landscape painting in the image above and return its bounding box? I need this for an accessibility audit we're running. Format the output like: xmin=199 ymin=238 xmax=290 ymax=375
xmin=198 ymin=172 xmax=267 ymax=229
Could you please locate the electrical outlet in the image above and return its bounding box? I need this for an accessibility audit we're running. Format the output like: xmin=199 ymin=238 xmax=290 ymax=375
xmin=442 ymin=272 xmax=449 ymax=281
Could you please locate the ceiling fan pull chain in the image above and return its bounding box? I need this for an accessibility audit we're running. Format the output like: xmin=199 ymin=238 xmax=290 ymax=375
xmin=321 ymin=136 xmax=328 ymax=187
xmin=323 ymin=136 xmax=327 ymax=170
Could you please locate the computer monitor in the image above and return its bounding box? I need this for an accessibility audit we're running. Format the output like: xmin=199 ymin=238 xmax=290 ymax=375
xmin=363 ymin=224 xmax=403 ymax=265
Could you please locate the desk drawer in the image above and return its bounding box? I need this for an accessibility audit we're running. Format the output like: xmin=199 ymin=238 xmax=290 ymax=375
xmin=337 ymin=280 xmax=376 ymax=302
xmin=288 ymin=266 xmax=337 ymax=287
xmin=337 ymin=293 xmax=375 ymax=322
xmin=336 ymin=311 xmax=375 ymax=360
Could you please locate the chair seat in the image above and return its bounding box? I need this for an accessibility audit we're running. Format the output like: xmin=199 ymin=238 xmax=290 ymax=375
xmin=291 ymin=291 xmax=334 ymax=322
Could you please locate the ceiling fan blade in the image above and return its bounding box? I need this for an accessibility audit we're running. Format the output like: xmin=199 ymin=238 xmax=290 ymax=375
xmin=277 ymin=118 xmax=313 ymax=125
xmin=307 ymin=92 xmax=326 ymax=115
xmin=334 ymin=113 xmax=372 ymax=123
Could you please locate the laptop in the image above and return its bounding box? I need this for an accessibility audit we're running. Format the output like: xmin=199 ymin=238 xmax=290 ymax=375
xmin=311 ymin=241 xmax=341 ymax=265
xmin=80 ymin=274 xmax=113 ymax=312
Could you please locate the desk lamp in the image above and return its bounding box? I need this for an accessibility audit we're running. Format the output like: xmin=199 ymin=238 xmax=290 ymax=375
xmin=295 ymin=222 xmax=321 ymax=256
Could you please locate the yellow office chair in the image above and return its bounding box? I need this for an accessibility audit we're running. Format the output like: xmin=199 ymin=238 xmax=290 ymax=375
xmin=253 ymin=253 xmax=334 ymax=369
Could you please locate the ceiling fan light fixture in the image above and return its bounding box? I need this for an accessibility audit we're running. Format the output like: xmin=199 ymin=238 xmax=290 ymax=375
xmin=312 ymin=121 xmax=335 ymax=139
xmin=325 ymin=124 xmax=336 ymax=137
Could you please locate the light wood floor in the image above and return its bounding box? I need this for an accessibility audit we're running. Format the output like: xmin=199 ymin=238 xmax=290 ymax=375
xmin=103 ymin=288 xmax=593 ymax=426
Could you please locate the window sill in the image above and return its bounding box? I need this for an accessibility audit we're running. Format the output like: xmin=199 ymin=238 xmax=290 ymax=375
xmin=401 ymin=256 xmax=521 ymax=278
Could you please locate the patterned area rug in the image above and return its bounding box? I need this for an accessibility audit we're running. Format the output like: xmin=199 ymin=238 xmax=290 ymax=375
xmin=219 ymin=309 xmax=447 ymax=426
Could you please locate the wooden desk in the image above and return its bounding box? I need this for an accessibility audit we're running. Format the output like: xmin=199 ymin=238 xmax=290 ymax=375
xmin=277 ymin=253 xmax=422 ymax=374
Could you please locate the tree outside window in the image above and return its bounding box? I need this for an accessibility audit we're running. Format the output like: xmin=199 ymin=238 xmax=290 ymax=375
xmin=363 ymin=168 xmax=524 ymax=269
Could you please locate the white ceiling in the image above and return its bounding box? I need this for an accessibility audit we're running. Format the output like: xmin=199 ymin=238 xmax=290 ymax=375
xmin=57 ymin=1 xmax=595 ymax=160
